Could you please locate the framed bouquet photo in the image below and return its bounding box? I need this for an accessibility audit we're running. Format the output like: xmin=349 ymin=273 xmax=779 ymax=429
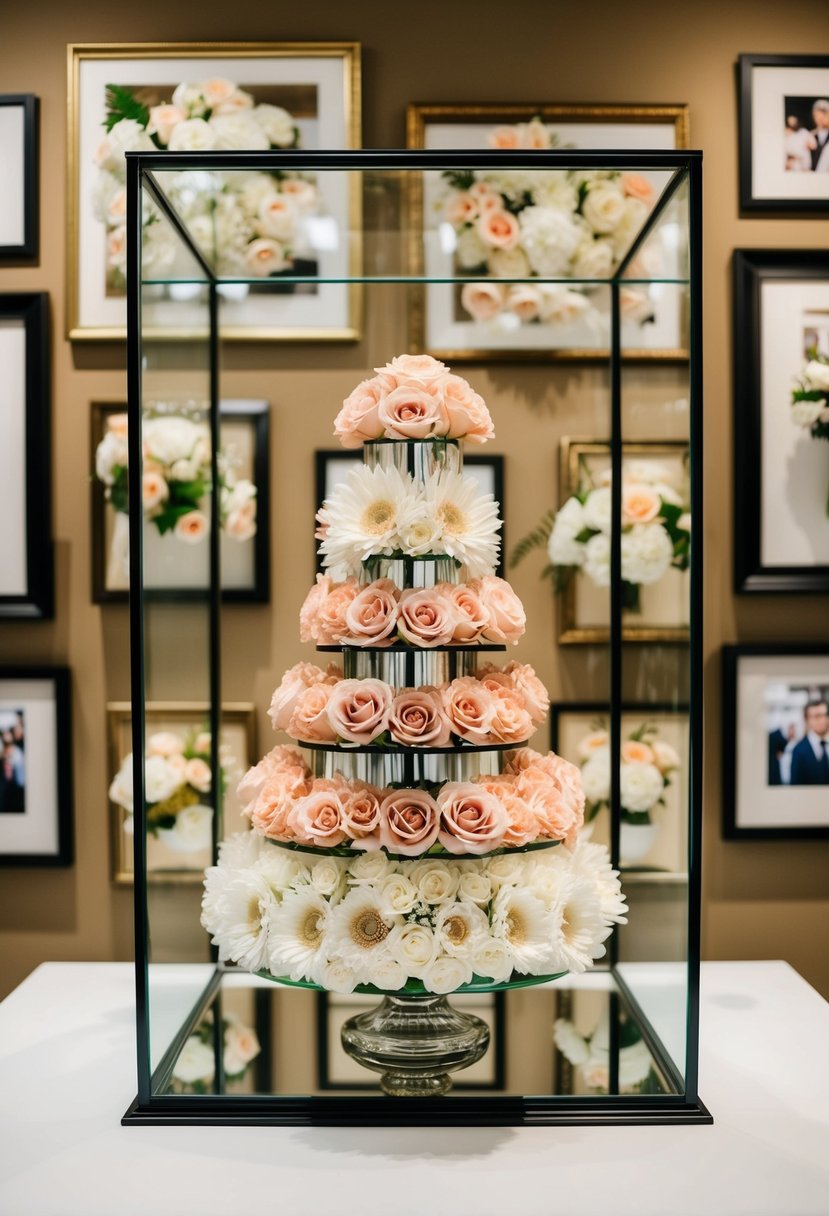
xmin=550 ymin=702 xmax=689 ymax=873
xmin=723 ymin=645 xmax=829 ymax=839
xmin=733 ymin=250 xmax=829 ymax=593
xmin=0 ymin=668 xmax=72 ymax=868
xmin=107 ymin=701 xmax=256 ymax=884
xmin=738 ymin=54 xmax=829 ymax=213
xmin=0 ymin=95 xmax=38 ymax=260
xmin=91 ymin=399 xmax=270 ymax=603
xmin=406 ymin=103 xmax=689 ymax=362
xmin=67 ymin=42 xmax=361 ymax=341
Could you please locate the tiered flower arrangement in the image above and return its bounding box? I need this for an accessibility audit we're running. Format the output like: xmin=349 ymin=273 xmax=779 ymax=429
xmin=93 ymin=78 xmax=319 ymax=286
xmin=437 ymin=119 xmax=657 ymax=331
xmin=791 ymin=355 xmax=829 ymax=514
xmin=95 ymin=410 xmax=257 ymax=545
xmin=511 ymin=458 xmax=691 ymax=612
xmin=202 ymin=354 xmax=627 ymax=995
xmin=110 ymin=727 xmax=228 ymax=853
xmin=170 ymin=1010 xmax=261 ymax=1094
xmin=576 ymin=721 xmax=679 ymax=826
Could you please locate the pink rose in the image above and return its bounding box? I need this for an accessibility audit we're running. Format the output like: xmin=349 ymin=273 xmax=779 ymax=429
xmin=447 ymin=582 xmax=489 ymax=641
xmin=327 ymin=679 xmax=393 ymax=745
xmin=442 ymin=374 xmax=495 ymax=443
xmin=268 ymin=663 xmax=329 ymax=733
xmin=389 ymin=688 xmax=452 ymax=748
xmin=341 ymin=783 xmax=383 ymax=846
xmin=506 ymin=284 xmax=543 ymax=322
xmin=289 ymin=786 xmax=348 ymax=847
xmin=478 ymin=208 xmax=520 ymax=251
xmin=249 ymin=779 xmax=294 ymax=839
xmin=443 ymin=677 xmax=495 ymax=744
xmin=237 ymin=745 xmax=308 ymax=812
xmin=526 ymin=783 xmax=581 ymax=846
xmin=299 ymin=573 xmax=333 ymax=643
xmin=333 ymin=376 xmax=388 ymax=448
xmin=316 ymin=578 xmax=360 ymax=645
xmin=437 ymin=782 xmax=507 ymax=855
xmin=378 ymin=384 xmax=450 ymax=440
xmin=147 ymin=104 xmax=186 ymax=145
xmin=445 ymin=191 xmax=480 ymax=225
xmin=397 ymin=587 xmax=458 ymax=648
xmin=476 ymin=778 xmax=538 ymax=847
xmin=487 ymin=125 xmax=521 ymax=149
xmin=460 ymin=281 xmax=505 ymax=323
xmin=378 ymin=788 xmax=441 ymax=856
xmin=342 ymin=581 xmax=399 ymax=646
xmin=622 ymin=174 xmax=654 ymax=203
xmin=487 ymin=686 xmax=534 ymax=745
xmin=288 ymin=682 xmax=338 ymax=744
xmin=475 ymin=576 xmax=526 ymax=643
xmin=503 ymin=661 xmax=550 ymax=724
xmin=502 ymin=746 xmax=545 ymax=776
xmin=375 ymin=354 xmax=447 ymax=385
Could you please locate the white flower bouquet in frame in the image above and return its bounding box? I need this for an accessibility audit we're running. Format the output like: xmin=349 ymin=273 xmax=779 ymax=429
xmin=791 ymin=354 xmax=829 ymax=513
xmin=554 ymin=1010 xmax=659 ymax=1095
xmin=170 ymin=1010 xmax=261 ymax=1094
xmin=577 ymin=720 xmax=680 ymax=828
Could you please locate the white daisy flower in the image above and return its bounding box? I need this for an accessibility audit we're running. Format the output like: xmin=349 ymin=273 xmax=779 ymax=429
xmin=217 ymin=830 xmax=265 ymax=870
xmin=564 ymin=832 xmax=628 ymax=928
xmin=434 ymin=900 xmax=490 ymax=960
xmin=492 ymin=886 xmax=560 ymax=975
xmin=316 ymin=464 xmax=423 ymax=577
xmin=423 ymin=467 xmax=502 ymax=579
xmin=326 ymin=888 xmax=402 ymax=984
xmin=200 ymin=867 xmax=275 ymax=973
xmin=553 ymin=1018 xmax=591 ymax=1067
xmin=267 ymin=887 xmax=329 ymax=982
xmin=552 ymin=871 xmax=612 ymax=974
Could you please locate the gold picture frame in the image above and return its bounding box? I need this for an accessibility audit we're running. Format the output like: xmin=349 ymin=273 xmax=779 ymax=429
xmin=406 ymin=102 xmax=690 ymax=364
xmin=67 ymin=41 xmax=362 ymax=342
xmin=558 ymin=438 xmax=690 ymax=645
xmin=107 ymin=701 xmax=256 ymax=885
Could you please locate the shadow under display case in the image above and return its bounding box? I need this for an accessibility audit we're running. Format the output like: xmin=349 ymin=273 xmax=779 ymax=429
xmin=124 ymin=149 xmax=706 ymax=1125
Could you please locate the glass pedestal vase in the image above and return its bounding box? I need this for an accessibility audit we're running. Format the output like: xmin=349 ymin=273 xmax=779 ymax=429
xmin=340 ymin=993 xmax=490 ymax=1097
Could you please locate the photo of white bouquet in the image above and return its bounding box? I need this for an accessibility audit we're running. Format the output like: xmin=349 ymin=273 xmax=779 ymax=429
xmin=791 ymin=355 xmax=829 ymax=514
xmin=576 ymin=720 xmax=679 ymax=827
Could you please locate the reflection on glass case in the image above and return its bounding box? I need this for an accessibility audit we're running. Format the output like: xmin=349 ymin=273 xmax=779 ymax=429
xmin=124 ymin=149 xmax=706 ymax=1126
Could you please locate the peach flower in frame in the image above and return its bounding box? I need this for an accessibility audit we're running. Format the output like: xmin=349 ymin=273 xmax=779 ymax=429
xmin=184 ymin=758 xmax=212 ymax=793
xmin=141 ymin=471 xmax=169 ymax=511
xmin=378 ymin=788 xmax=441 ymax=856
xmin=342 ymin=581 xmax=399 ymax=646
xmin=621 ymin=483 xmax=662 ymax=526
xmin=445 ymin=191 xmax=480 ymax=226
xmin=478 ymin=208 xmax=520 ymax=251
xmin=577 ymin=730 xmax=609 ymax=761
xmin=621 ymin=739 xmax=656 ymax=766
xmin=437 ymin=782 xmax=507 ymax=855
xmin=174 ymin=511 xmax=209 ymax=543
xmin=288 ymin=682 xmax=338 ymax=744
xmin=243 ymin=238 xmax=287 ymax=277
xmin=506 ymin=284 xmax=543 ymax=323
xmin=487 ymin=125 xmax=521 ymax=150
xmin=460 ymin=281 xmax=506 ymax=323
xmin=621 ymin=173 xmax=655 ymax=204
xmin=147 ymin=104 xmax=186 ymax=145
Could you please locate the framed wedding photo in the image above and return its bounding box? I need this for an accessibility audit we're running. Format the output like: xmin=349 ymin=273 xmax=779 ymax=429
xmin=738 ymin=54 xmax=829 ymax=212
xmin=733 ymin=250 xmax=829 ymax=593
xmin=0 ymin=293 xmax=52 ymax=620
xmin=91 ymin=399 xmax=270 ymax=603
xmin=723 ymin=645 xmax=829 ymax=840
xmin=0 ymin=667 xmax=72 ymax=868
xmin=406 ymin=102 xmax=689 ymax=362
xmin=0 ymin=95 xmax=38 ymax=259
xmin=67 ymin=42 xmax=361 ymax=341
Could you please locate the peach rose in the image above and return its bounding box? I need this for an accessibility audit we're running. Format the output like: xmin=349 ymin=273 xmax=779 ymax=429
xmin=527 ymin=783 xmax=581 ymax=846
xmin=378 ymin=384 xmax=449 ymax=440
xmin=396 ymin=587 xmax=458 ymax=648
xmin=447 ymin=582 xmax=489 ymax=641
xmin=478 ymin=208 xmax=520 ymax=251
xmin=243 ymin=239 xmax=287 ymax=277
xmin=487 ymin=125 xmax=521 ymax=149
xmin=506 ymin=284 xmax=543 ymax=322
xmin=521 ymin=119 xmax=551 ymax=149
xmin=299 ymin=574 xmax=333 ymax=644
xmin=503 ymin=661 xmax=550 ymax=724
xmin=317 ymin=578 xmax=360 ymax=645
xmin=500 ymin=791 xmax=540 ymax=848
xmin=445 ymin=191 xmax=480 ymax=225
xmin=145 ymin=731 xmax=184 ymax=758
xmin=622 ymin=173 xmax=654 ymax=204
xmin=341 ymin=783 xmax=383 ymax=845
xmin=342 ymin=581 xmax=399 ymax=646
xmin=389 ymin=688 xmax=452 ymax=748
xmin=268 ymin=662 xmax=329 ymax=733
xmin=184 ymin=758 xmax=212 ymax=793
xmin=225 ymin=499 xmax=256 ymax=541
xmin=333 ymin=376 xmax=387 ymax=448
xmin=327 ymin=678 xmax=393 ymax=745
xmin=249 ymin=777 xmax=295 ymax=839
xmin=443 ymin=677 xmax=495 ymax=744
xmin=577 ymin=730 xmax=609 ymax=760
xmin=437 ymin=782 xmax=507 ymax=855
xmin=142 ymin=471 xmax=169 ymax=510
xmin=621 ymin=483 xmax=661 ymax=525
xmin=174 ymin=511 xmax=209 ymax=543
xmin=375 ymin=354 xmax=447 ymax=385
xmin=289 ymin=787 xmax=348 ymax=847
xmin=622 ymin=740 xmax=656 ymax=765
xmin=379 ymin=788 xmax=441 ymax=855
xmin=475 ymin=576 xmax=526 ymax=644
xmin=147 ymin=104 xmax=186 ymax=145
xmin=288 ymin=683 xmax=338 ymax=744
xmin=237 ymin=745 xmax=308 ymax=812
xmin=460 ymin=281 xmax=506 ymax=322
xmin=441 ymin=374 xmax=495 ymax=443
xmin=488 ymin=686 xmax=534 ymax=745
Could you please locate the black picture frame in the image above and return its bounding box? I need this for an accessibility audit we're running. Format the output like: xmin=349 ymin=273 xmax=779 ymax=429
xmin=0 ymin=666 xmax=72 ymax=867
xmin=722 ymin=644 xmax=829 ymax=840
xmin=90 ymin=399 xmax=270 ymax=604
xmin=738 ymin=54 xmax=829 ymax=214
xmin=0 ymin=95 xmax=38 ymax=260
xmin=733 ymin=250 xmax=829 ymax=594
xmin=0 ymin=293 xmax=52 ymax=620
xmin=314 ymin=449 xmax=506 ymax=577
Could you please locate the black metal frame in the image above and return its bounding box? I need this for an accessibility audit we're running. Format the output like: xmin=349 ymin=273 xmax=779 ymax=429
xmin=90 ymin=399 xmax=270 ymax=604
xmin=0 ymin=95 xmax=38 ymax=260
xmin=124 ymin=147 xmax=706 ymax=1127
xmin=738 ymin=54 xmax=829 ymax=214
xmin=0 ymin=665 xmax=72 ymax=867
xmin=0 ymin=293 xmax=52 ymax=620
xmin=722 ymin=643 xmax=829 ymax=840
xmin=733 ymin=249 xmax=829 ymax=594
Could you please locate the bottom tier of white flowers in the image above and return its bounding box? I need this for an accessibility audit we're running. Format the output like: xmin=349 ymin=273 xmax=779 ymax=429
xmin=201 ymin=832 xmax=628 ymax=995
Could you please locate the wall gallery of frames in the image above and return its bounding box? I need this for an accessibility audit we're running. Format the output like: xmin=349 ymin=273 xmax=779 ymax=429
xmin=0 ymin=12 xmax=827 ymax=1014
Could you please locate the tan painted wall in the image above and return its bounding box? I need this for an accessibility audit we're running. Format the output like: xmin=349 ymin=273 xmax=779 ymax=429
xmin=1 ymin=0 xmax=828 ymax=1003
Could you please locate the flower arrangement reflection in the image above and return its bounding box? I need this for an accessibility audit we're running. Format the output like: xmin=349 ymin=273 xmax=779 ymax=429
xmin=437 ymin=118 xmax=657 ymax=332
xmin=554 ymin=1010 xmax=660 ymax=1094
xmin=170 ymin=1010 xmax=261 ymax=1094
xmin=93 ymin=78 xmax=320 ymax=287
xmin=577 ymin=720 xmax=679 ymax=827
xmin=791 ymin=355 xmax=829 ymax=514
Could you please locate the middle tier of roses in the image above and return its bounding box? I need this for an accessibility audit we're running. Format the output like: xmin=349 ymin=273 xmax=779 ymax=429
xmin=237 ymin=745 xmax=585 ymax=854
xmin=269 ymin=660 xmax=549 ymax=748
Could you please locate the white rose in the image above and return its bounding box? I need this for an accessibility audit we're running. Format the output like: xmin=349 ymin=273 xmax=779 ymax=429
xmin=537 ymin=284 xmax=590 ymax=324
xmin=548 ymin=496 xmax=588 ymax=567
xmin=581 ymin=748 xmax=611 ymax=802
xmin=518 ymin=205 xmax=583 ymax=276
xmin=308 ymin=857 xmax=344 ymax=897
xmin=366 ymin=953 xmax=407 ymax=991
xmin=489 ymin=246 xmax=531 ymax=279
xmin=146 ymin=731 xmax=185 ymax=757
xmin=621 ymin=522 xmax=674 ymax=585
xmin=792 ymin=399 xmax=825 ymax=427
xmin=256 ymin=194 xmax=297 ymax=241
xmin=172 ymin=1036 xmax=214 ymax=1084
xmin=379 ymin=873 xmax=419 ymax=915
xmin=167 ymin=119 xmax=217 ymax=153
xmin=485 ymin=852 xmax=525 ymax=888
xmin=803 ymin=360 xmax=829 ymax=392
xmin=583 ymin=532 xmax=611 ymax=587
xmin=455 ymin=226 xmax=490 ymax=269
xmin=252 ymin=103 xmax=297 ymax=147
xmin=172 ymin=82 xmax=208 ymax=117
xmin=348 ymin=851 xmax=393 ymax=884
xmin=571 ymin=238 xmax=615 ymax=280
xmin=458 ymin=869 xmax=493 ymax=905
xmin=652 ymin=740 xmax=680 ymax=773
xmin=313 ymin=957 xmax=358 ymax=994
xmin=388 ymin=922 xmax=437 ymax=977
xmin=95 ymin=431 xmax=128 ymax=485
xmin=611 ymin=196 xmax=649 ymax=259
xmin=143 ymin=417 xmax=207 ymax=466
xmin=400 ymin=516 xmax=442 ymax=556
xmin=209 ymin=114 xmax=270 ymax=151
xmin=95 ymin=119 xmax=154 ymax=173
xmin=471 ymin=938 xmax=513 ymax=983
xmin=582 ymin=183 xmax=626 ymax=234
xmin=534 ymin=178 xmax=578 ymax=213
xmin=144 ymin=755 xmax=182 ymax=804
xmin=408 ymin=859 xmax=460 ymax=906
xmin=92 ymin=171 xmax=126 ymax=223
xmin=167 ymin=806 xmax=213 ymax=852
xmin=108 ymin=756 xmax=134 ymax=811
xmin=421 ymin=954 xmax=473 ymax=994
xmin=256 ymin=850 xmax=310 ymax=892
xmin=582 ymin=486 xmax=612 ymax=534
xmin=620 ymin=761 xmax=664 ymax=813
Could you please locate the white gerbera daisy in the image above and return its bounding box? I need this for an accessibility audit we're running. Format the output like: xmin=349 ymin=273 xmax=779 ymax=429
xmin=326 ymin=887 xmax=402 ymax=984
xmin=492 ymin=886 xmax=559 ymax=975
xmin=553 ymin=1017 xmax=591 ymax=1067
xmin=217 ymin=829 xmax=265 ymax=870
xmin=316 ymin=464 xmax=423 ymax=577
xmin=434 ymin=900 xmax=489 ymax=960
xmin=200 ymin=867 xmax=275 ymax=973
xmin=267 ymin=886 xmax=329 ymax=982
xmin=423 ymin=467 xmax=502 ymax=578
xmin=564 ymin=832 xmax=628 ymax=928
xmin=553 ymin=871 xmax=612 ymax=974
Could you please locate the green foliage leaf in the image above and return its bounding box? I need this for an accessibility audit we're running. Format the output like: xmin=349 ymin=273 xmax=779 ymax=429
xmin=104 ymin=84 xmax=150 ymax=133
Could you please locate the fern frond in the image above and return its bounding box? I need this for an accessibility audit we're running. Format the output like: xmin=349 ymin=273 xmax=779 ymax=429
xmin=104 ymin=84 xmax=150 ymax=133
xmin=508 ymin=507 xmax=556 ymax=568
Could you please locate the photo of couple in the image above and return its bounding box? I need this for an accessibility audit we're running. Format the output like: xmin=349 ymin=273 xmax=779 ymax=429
xmin=784 ymin=96 xmax=829 ymax=172
xmin=0 ymin=710 xmax=26 ymax=814
xmin=767 ymin=685 xmax=829 ymax=786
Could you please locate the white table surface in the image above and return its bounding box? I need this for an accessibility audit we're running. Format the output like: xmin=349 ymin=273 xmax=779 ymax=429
xmin=0 ymin=960 xmax=827 ymax=1216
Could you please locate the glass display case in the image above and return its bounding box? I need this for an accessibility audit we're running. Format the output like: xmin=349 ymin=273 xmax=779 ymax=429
xmin=123 ymin=148 xmax=706 ymax=1124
